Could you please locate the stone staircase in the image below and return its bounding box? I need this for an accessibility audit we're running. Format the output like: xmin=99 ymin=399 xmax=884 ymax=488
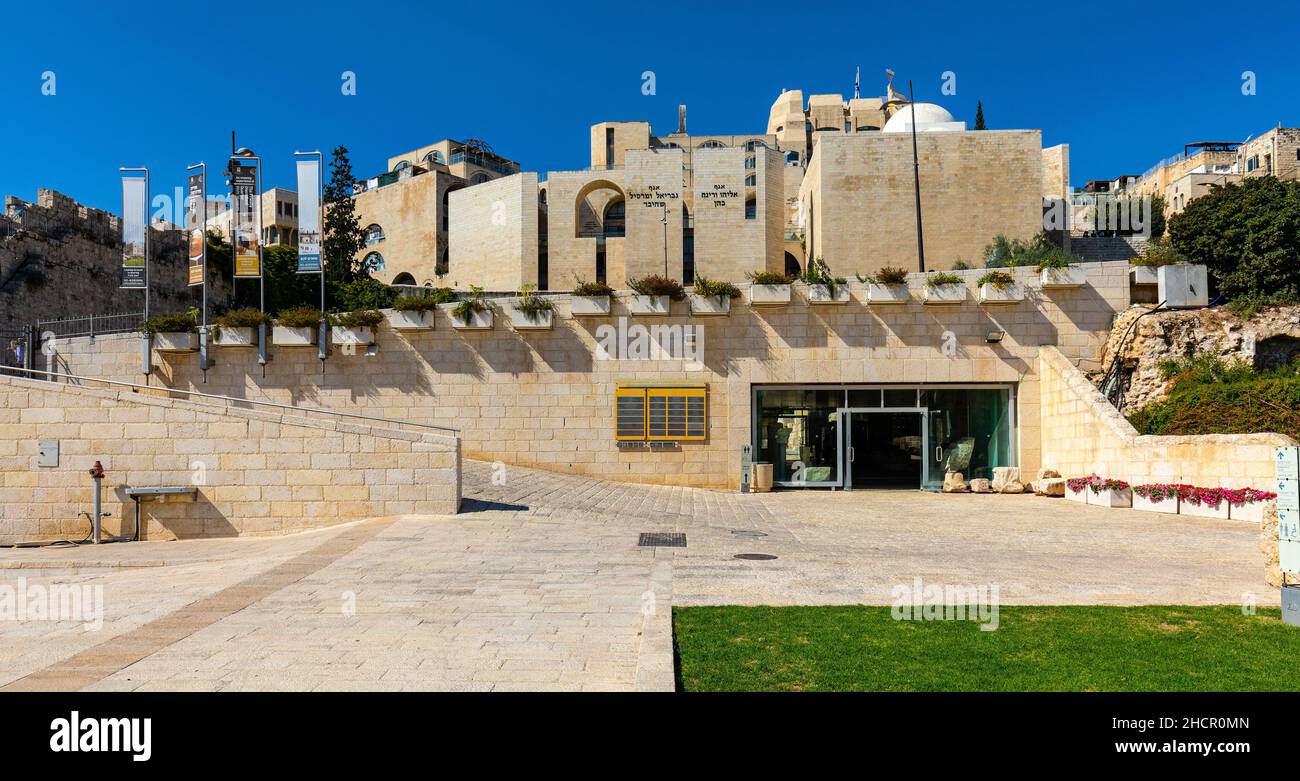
xmin=1067 ymin=235 xmax=1148 ymax=262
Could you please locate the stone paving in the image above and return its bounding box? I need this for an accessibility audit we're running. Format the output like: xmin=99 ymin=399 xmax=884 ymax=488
xmin=0 ymin=460 xmax=1274 ymax=691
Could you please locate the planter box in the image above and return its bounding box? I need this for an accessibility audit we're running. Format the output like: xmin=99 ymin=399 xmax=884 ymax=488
xmin=1090 ymin=487 xmax=1132 ymax=508
xmin=272 ymin=325 xmax=318 ymax=347
xmin=1065 ymin=486 xmax=1090 ymax=504
xmin=688 ymin=294 xmax=732 ymax=316
xmin=978 ymin=283 xmax=1024 ymax=304
xmin=629 ymin=295 xmax=672 ymax=315
xmin=212 ymin=326 xmax=257 ymax=348
xmin=445 ymin=305 xmax=493 ymax=330
xmin=152 ymin=332 xmax=198 ymax=352
xmin=385 ymin=309 xmax=434 ymax=331
xmin=867 ymin=283 xmax=909 ymax=305
xmin=570 ymin=295 xmax=611 ymax=316
xmin=923 ymin=283 xmax=966 ymax=304
xmin=1229 ymin=501 xmax=1272 ymax=523
xmin=805 ymin=284 xmax=851 ymax=304
xmin=507 ymin=306 xmax=554 ymax=330
xmin=748 ymin=284 xmax=792 ymax=306
xmin=331 ymin=325 xmax=375 ymax=347
xmin=1041 ymin=267 xmax=1087 ymax=288
xmin=1132 ymin=493 xmax=1179 ymax=515
xmin=1130 ymin=266 xmax=1158 ymax=286
xmin=1180 ymin=498 xmax=1230 ymax=520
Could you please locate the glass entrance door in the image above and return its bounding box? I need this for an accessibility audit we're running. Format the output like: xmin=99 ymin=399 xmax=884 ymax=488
xmin=922 ymin=388 xmax=1014 ymax=491
xmin=842 ymin=409 xmax=927 ymax=489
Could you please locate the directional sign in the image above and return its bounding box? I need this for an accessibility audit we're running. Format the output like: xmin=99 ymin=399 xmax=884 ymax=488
xmin=1278 ymin=448 xmax=1300 ymax=574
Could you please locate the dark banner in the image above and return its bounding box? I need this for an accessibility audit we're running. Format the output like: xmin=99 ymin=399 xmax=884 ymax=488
xmin=230 ymin=158 xmax=260 ymax=278
xmin=185 ymin=172 xmax=205 ymax=287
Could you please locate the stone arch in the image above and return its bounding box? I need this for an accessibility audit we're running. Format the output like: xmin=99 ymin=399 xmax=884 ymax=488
xmin=391 ymin=272 xmax=416 ymax=286
xmin=784 ymin=252 xmax=802 ymax=277
xmin=573 ymin=179 xmax=625 ymax=239
xmin=1253 ymin=334 xmax=1300 ymax=371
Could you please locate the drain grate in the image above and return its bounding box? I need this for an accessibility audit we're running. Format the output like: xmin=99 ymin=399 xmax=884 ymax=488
xmin=734 ymin=553 xmax=778 ymax=561
xmin=638 ymin=532 xmax=686 ymax=548
xmin=731 ymin=530 xmax=769 ymax=538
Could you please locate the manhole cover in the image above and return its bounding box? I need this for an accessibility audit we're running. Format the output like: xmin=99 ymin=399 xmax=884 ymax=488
xmin=638 ymin=532 xmax=686 ymax=548
xmin=734 ymin=553 xmax=778 ymax=561
xmin=731 ymin=530 xmax=768 ymax=538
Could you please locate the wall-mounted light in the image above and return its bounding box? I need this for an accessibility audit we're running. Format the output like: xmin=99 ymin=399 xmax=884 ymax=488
xmin=986 ymin=330 xmax=1005 ymax=343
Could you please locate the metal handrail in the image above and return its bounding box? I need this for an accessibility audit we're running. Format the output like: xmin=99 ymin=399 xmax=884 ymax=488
xmin=9 ymin=367 xmax=460 ymax=436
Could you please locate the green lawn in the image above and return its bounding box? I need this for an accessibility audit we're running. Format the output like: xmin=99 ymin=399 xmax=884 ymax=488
xmin=674 ymin=605 xmax=1299 ymax=691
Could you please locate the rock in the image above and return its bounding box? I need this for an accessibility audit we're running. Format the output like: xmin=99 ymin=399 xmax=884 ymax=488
xmin=1036 ymin=477 xmax=1066 ymax=497
xmin=998 ymin=481 xmax=1026 ymax=494
xmin=991 ymin=467 xmax=1022 ymax=493
xmin=942 ymin=471 xmax=968 ymax=493
xmin=970 ymin=478 xmax=992 ymax=493
xmin=1036 ymin=468 xmax=1060 ymax=480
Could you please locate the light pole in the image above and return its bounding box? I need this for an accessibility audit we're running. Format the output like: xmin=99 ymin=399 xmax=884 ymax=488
xmin=187 ymin=161 xmax=208 ymax=375
xmin=907 ymin=80 xmax=926 ymax=273
xmin=661 ymin=203 xmax=669 ymax=278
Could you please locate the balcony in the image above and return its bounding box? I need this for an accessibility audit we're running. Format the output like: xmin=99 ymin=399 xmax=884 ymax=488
xmin=449 ymin=151 xmax=520 ymax=176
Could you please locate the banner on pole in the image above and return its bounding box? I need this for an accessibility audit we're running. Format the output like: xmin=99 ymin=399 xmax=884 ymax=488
xmin=186 ymin=171 xmax=206 ymax=286
xmin=231 ymin=158 xmax=261 ymax=278
xmin=120 ymin=175 xmax=147 ymax=289
xmin=296 ymin=157 xmax=322 ymax=274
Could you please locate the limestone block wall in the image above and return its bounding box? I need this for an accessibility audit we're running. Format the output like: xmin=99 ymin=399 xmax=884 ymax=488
xmin=1042 ymin=144 xmax=1070 ymax=201
xmin=351 ymin=170 xmax=451 ymax=287
xmin=41 ymin=262 xmax=1133 ymax=489
xmin=1038 ymin=346 xmax=1292 ymax=490
xmin=448 ymin=173 xmax=539 ymax=291
xmin=0 ymin=376 xmax=461 ymax=544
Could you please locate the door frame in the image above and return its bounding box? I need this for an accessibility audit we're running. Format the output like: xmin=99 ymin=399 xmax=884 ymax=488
xmin=839 ymin=407 xmax=929 ymax=491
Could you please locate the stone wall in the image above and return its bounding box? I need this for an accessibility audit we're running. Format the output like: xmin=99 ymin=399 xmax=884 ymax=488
xmin=41 ymin=261 xmax=1133 ymax=489
xmin=1 ymin=189 xmax=232 ymax=330
xmin=0 ymin=375 xmax=461 ymax=544
xmin=1038 ymin=345 xmax=1292 ymax=489
xmin=448 ymin=173 xmax=540 ymax=291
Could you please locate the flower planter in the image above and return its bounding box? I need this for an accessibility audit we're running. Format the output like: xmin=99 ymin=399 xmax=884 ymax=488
xmin=923 ymin=283 xmax=966 ymax=304
xmin=1090 ymin=487 xmax=1132 ymax=508
xmin=1132 ymin=493 xmax=1179 ymax=515
xmin=748 ymin=284 xmax=792 ymax=306
xmin=444 ymin=305 xmax=493 ymax=330
xmin=978 ymin=283 xmax=1024 ymax=305
xmin=331 ymin=325 xmax=375 ymax=347
xmin=867 ymin=283 xmax=909 ymax=305
xmin=688 ymin=294 xmax=731 ymax=316
xmin=629 ymin=295 xmax=672 ymax=315
xmin=385 ymin=309 xmax=434 ymax=331
xmin=1065 ymin=486 xmax=1090 ymax=504
xmin=570 ymin=295 xmax=611 ymax=316
xmin=1130 ymin=266 xmax=1158 ymax=286
xmin=152 ymin=332 xmax=198 ymax=352
xmin=507 ymin=306 xmax=554 ymax=330
xmin=1180 ymin=498 xmax=1230 ymax=520
xmin=1229 ymin=500 xmax=1272 ymax=523
xmin=212 ymin=326 xmax=257 ymax=348
xmin=272 ymin=325 xmax=318 ymax=347
xmin=805 ymin=284 xmax=851 ymax=304
xmin=1041 ymin=267 xmax=1087 ymax=288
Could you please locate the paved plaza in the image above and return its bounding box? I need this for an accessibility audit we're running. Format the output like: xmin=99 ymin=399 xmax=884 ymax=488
xmin=0 ymin=460 xmax=1273 ymax=692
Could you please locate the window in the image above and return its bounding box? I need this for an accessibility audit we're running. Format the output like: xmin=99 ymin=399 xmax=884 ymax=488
xmin=364 ymin=224 xmax=385 ymax=245
xmin=602 ymin=200 xmax=625 ymax=237
xmin=394 ymin=160 xmax=412 ymax=173
xmin=363 ymin=251 xmax=385 ymax=272
xmin=615 ymin=386 xmax=707 ymax=442
xmin=784 ymin=151 xmax=799 ymax=166
xmin=1246 ymin=155 xmax=1259 ymax=172
xmin=745 ymin=174 xmax=756 ymax=187
xmin=745 ymin=156 xmax=756 ymax=169
xmin=424 ymin=150 xmax=445 ymax=166
xmin=470 ymin=172 xmax=491 ymax=184
xmin=745 ymin=198 xmax=756 ymax=220
xmin=392 ymin=272 xmax=416 ymax=285
xmin=605 ymin=127 xmax=615 ymax=165
xmin=744 ymin=140 xmax=767 ymax=151
xmin=699 ymin=140 xmax=726 ymax=149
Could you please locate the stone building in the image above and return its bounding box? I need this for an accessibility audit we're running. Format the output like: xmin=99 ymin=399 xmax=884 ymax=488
xmin=207 ymin=188 xmax=300 ymax=247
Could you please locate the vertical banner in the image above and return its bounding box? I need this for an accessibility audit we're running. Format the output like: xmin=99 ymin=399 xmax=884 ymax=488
xmin=120 ymin=175 xmax=147 ymax=289
xmin=231 ymin=158 xmax=261 ymax=278
xmin=186 ymin=171 xmax=206 ymax=286
xmin=296 ymin=157 xmax=322 ymax=273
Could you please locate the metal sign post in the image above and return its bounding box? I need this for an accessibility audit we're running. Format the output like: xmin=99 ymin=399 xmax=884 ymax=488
xmin=740 ymin=444 xmax=752 ymax=493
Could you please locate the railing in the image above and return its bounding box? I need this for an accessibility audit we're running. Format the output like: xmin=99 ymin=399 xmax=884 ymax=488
xmin=36 ymin=312 xmax=144 ymax=339
xmin=449 ymin=151 xmax=520 ymax=175
xmin=9 ymin=367 xmax=460 ymax=435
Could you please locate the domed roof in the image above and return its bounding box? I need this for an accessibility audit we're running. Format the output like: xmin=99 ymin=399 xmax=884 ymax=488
xmin=882 ymin=103 xmax=959 ymax=133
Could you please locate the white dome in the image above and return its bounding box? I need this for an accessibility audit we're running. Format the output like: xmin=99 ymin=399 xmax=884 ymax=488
xmin=882 ymin=103 xmax=960 ymax=133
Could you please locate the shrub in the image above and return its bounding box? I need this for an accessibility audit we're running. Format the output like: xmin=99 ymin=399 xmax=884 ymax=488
xmin=452 ymin=286 xmax=489 ymax=325
xmin=1128 ymin=375 xmax=1300 ymax=440
xmin=213 ymin=307 xmax=270 ymax=328
xmin=572 ymin=279 xmax=615 ymax=297
xmin=926 ymin=272 xmax=963 ymax=287
xmin=330 ymin=309 xmax=384 ymax=328
xmin=1155 ymin=354 xmax=1256 ymax=383
xmin=952 ymin=260 xmax=972 ymax=270
xmin=514 ymin=284 xmax=556 ymax=318
xmin=140 ymin=308 xmax=198 ymax=334
xmin=867 ymin=266 xmax=909 ymax=285
xmin=328 ymin=277 xmax=396 ymax=312
xmin=393 ymin=289 xmax=454 ymax=311
xmin=1130 ymin=237 xmax=1185 ymax=268
xmin=693 ymin=276 xmax=741 ymax=299
xmin=628 ymin=275 xmax=686 ymax=301
xmin=983 ymin=232 xmax=1083 ymax=269
xmin=276 ymin=306 xmax=326 ymax=328
xmin=745 ymin=270 xmax=794 ymax=285
xmin=976 ymin=271 xmax=1015 ymax=289
xmin=800 ymin=257 xmax=848 ymax=296
xmin=1036 ymin=254 xmax=1073 ymax=271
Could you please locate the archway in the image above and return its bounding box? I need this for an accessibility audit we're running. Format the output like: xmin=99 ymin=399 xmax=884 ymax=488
xmin=392 ymin=272 xmax=416 ymax=286
xmin=784 ymin=252 xmax=802 ymax=277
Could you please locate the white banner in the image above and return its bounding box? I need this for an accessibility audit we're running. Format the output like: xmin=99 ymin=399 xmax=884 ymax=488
xmin=296 ymin=158 xmax=322 ymax=273
xmin=121 ymin=176 xmax=147 ymax=289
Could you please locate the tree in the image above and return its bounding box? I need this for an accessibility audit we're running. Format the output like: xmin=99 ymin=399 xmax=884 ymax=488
xmin=322 ymin=145 xmax=366 ymax=287
xmin=973 ymin=101 xmax=986 ymax=130
xmin=231 ymin=244 xmax=319 ymax=314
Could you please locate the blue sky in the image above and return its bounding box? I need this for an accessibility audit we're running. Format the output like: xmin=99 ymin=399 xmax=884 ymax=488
xmin=3 ymin=0 xmax=1299 ymax=217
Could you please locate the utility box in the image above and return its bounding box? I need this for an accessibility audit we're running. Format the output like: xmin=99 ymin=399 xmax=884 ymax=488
xmin=1157 ymin=263 xmax=1209 ymax=308
xmin=37 ymin=440 xmax=59 ymax=467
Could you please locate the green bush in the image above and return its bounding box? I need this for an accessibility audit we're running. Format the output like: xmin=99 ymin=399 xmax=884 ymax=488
xmin=744 ymin=270 xmax=794 ymax=285
xmin=983 ymin=232 xmax=1083 ymax=269
xmin=514 ymin=285 xmax=556 ymax=317
xmin=1131 ymin=237 xmax=1186 ymax=268
xmin=693 ymin=276 xmax=741 ymax=299
xmin=800 ymin=257 xmax=848 ymax=296
xmin=330 ymin=309 xmax=384 ymax=328
xmin=452 ymin=286 xmax=489 ymax=324
xmin=393 ymin=289 xmax=454 ymax=311
xmin=926 ymin=272 xmax=963 ymax=287
xmin=867 ymin=266 xmax=909 ymax=285
xmin=1129 ymin=353 xmax=1300 ymax=439
xmin=328 ymin=277 xmax=396 ymax=312
xmin=952 ymin=260 xmax=972 ymax=270
xmin=276 ymin=306 xmax=326 ymax=328
xmin=213 ymin=307 xmax=270 ymax=329
xmin=572 ymin=279 xmax=615 ymax=297
xmin=628 ymin=275 xmax=686 ymax=300
xmin=976 ymin=271 xmax=1015 ymax=289
xmin=140 ymin=308 xmax=198 ymax=334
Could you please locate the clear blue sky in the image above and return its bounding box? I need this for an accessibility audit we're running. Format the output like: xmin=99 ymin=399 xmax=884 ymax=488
xmin=3 ymin=0 xmax=1299 ymax=217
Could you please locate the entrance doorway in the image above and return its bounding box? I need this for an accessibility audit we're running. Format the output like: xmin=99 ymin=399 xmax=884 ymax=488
xmin=843 ymin=409 xmax=926 ymax=489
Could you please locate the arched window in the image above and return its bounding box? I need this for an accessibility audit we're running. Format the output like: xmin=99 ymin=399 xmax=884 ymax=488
xmin=744 ymin=140 xmax=767 ymax=151
xmin=364 ymin=224 xmax=385 ymax=245
xmin=392 ymin=272 xmax=416 ymax=285
xmin=698 ymin=140 xmax=726 ymax=149
xmin=363 ymin=251 xmax=385 ymax=273
xmin=470 ymin=172 xmax=491 ymax=184
xmin=776 ymin=126 xmax=784 ymax=133
xmin=393 ymin=160 xmax=412 ymax=173
xmin=784 ymin=252 xmax=802 ymax=277
xmin=602 ymin=200 xmax=625 ymax=238
xmin=423 ymin=150 xmax=445 ymax=166
xmin=539 ymin=189 xmax=547 ymax=204
xmin=856 ymin=125 xmax=880 ymax=132
xmin=662 ymin=142 xmax=681 ymax=150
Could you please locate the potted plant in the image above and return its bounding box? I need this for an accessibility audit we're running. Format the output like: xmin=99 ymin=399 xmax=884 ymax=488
xmin=1227 ymin=487 xmax=1278 ymax=523
xmin=745 ymin=270 xmax=793 ymax=305
xmin=864 ymin=266 xmax=910 ymax=304
xmin=445 ymin=285 xmax=493 ymax=329
xmin=627 ymin=275 xmax=684 ymax=315
xmin=386 ymin=289 xmax=453 ymax=330
xmin=141 ymin=308 xmax=199 ymax=352
xmin=689 ymin=276 xmax=741 ymax=316
xmin=507 ymin=284 xmax=556 ymax=330
xmin=923 ymin=272 xmax=966 ymax=304
xmin=1179 ymin=486 xmax=1231 ymax=520
xmin=273 ymin=305 xmax=325 ymax=346
xmin=1065 ymin=474 xmax=1099 ymax=504
xmin=800 ymin=257 xmax=850 ymax=304
xmin=1132 ymin=483 xmax=1189 ymax=515
xmin=212 ymin=307 xmax=269 ymax=347
xmin=1038 ymin=256 xmax=1086 ymax=288
xmin=570 ymin=279 xmax=614 ymax=316
xmin=330 ymin=309 xmax=383 ymax=347
xmin=1129 ymin=238 xmax=1183 ymax=285
xmin=976 ymin=270 xmax=1023 ymax=304
xmin=1089 ymin=477 xmax=1132 ymax=508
